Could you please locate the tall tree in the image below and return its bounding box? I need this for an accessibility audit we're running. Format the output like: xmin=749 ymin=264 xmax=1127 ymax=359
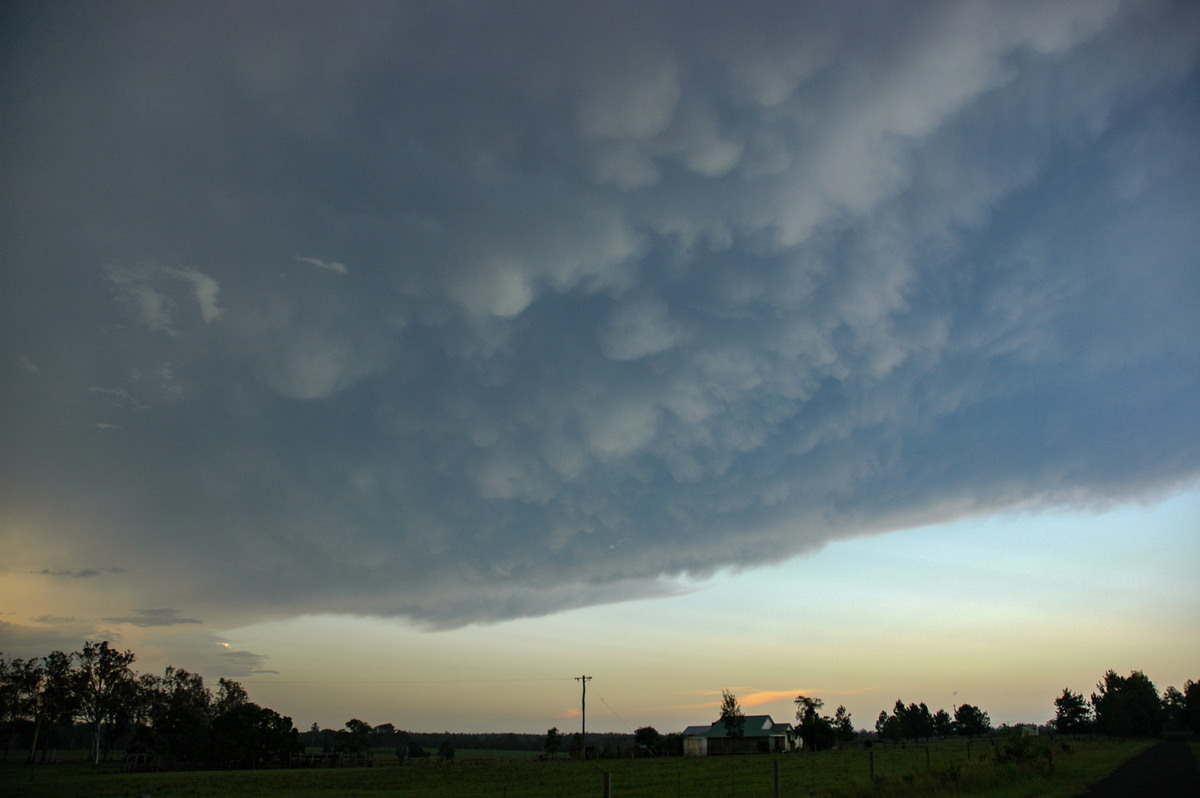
xmin=151 ymin=667 xmax=213 ymax=760
xmin=1091 ymin=670 xmax=1162 ymax=737
xmin=932 ymin=708 xmax=954 ymax=738
xmin=953 ymin=704 xmax=991 ymax=737
xmin=909 ymin=703 xmax=934 ymax=741
xmin=3 ymin=658 xmax=45 ymax=762
xmin=890 ymin=701 xmax=910 ymax=740
xmin=214 ymin=678 xmax=249 ymax=717
xmin=1162 ymin=686 xmax=1187 ymax=733
xmin=1053 ymin=688 xmax=1092 ymax=735
xmin=36 ymin=651 xmax=80 ymax=762
xmin=1184 ymin=680 xmax=1200 ymax=735
xmin=794 ymin=695 xmax=835 ymax=751
xmin=719 ymin=690 xmax=745 ymax=737
xmin=75 ymin=641 xmax=136 ymax=764
xmin=833 ymin=705 xmax=856 ymax=743
xmin=876 ymin=709 xmax=901 ymax=743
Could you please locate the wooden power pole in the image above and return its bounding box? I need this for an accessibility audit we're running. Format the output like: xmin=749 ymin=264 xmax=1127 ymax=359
xmin=576 ymin=675 xmax=592 ymax=757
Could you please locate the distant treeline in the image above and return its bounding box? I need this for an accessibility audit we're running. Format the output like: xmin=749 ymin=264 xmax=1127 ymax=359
xmin=298 ymin=725 xmax=637 ymax=757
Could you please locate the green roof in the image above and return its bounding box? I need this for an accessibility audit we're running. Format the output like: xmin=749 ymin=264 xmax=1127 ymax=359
xmin=685 ymin=715 xmax=793 ymax=738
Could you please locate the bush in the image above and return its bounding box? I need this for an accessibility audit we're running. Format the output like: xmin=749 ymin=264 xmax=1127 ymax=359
xmin=995 ymin=734 xmax=1047 ymax=768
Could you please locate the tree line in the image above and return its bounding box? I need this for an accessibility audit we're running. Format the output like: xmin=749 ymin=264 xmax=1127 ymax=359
xmin=5 ymin=642 xmax=1197 ymax=769
xmin=0 ymin=641 xmax=298 ymax=767
xmin=1053 ymin=670 xmax=1199 ymax=738
xmin=689 ymin=669 xmax=1199 ymax=755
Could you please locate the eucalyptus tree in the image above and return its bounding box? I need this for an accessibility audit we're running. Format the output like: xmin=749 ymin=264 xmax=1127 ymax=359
xmin=152 ymin=667 xmax=213 ymax=760
xmin=0 ymin=657 xmax=42 ymax=761
xmin=794 ymin=695 xmax=835 ymax=751
xmin=35 ymin=651 xmax=80 ymax=762
xmin=718 ymin=690 xmax=745 ymax=737
xmin=833 ymin=705 xmax=856 ymax=742
xmin=214 ymin=677 xmax=249 ymax=716
xmin=75 ymin=641 xmax=136 ymax=764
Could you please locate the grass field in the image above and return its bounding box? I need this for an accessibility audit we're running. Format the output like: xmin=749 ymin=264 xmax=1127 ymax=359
xmin=0 ymin=738 xmax=1151 ymax=798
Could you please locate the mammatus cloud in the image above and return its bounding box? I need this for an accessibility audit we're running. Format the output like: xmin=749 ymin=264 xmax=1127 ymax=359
xmin=0 ymin=1 xmax=1198 ymax=636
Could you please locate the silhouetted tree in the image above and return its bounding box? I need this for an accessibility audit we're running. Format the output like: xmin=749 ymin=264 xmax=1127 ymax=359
xmin=214 ymin=678 xmax=249 ymax=716
xmin=833 ymin=705 xmax=856 ymax=743
xmin=907 ymin=703 xmax=934 ymax=741
xmin=2 ymin=657 xmax=44 ymax=762
xmin=438 ymin=738 xmax=456 ymax=761
xmin=876 ymin=710 xmax=901 ymax=743
xmin=339 ymin=718 xmax=373 ymax=754
xmin=150 ymin=666 xmax=213 ymax=760
xmin=634 ymin=725 xmax=661 ymax=754
xmin=210 ymin=702 xmax=298 ymax=767
xmin=953 ymin=704 xmax=991 ymax=737
xmin=1184 ymin=680 xmax=1200 ymax=734
xmin=1053 ymin=688 xmax=1092 ymax=735
xmin=1092 ymin=670 xmax=1162 ymax=737
xmin=877 ymin=700 xmax=933 ymax=743
xmin=719 ymin=690 xmax=745 ymax=737
xmin=794 ymin=695 xmax=835 ymax=751
xmin=34 ymin=651 xmax=80 ymax=762
xmin=76 ymin=641 xmax=136 ymax=764
xmin=544 ymin=726 xmax=562 ymax=756
xmin=932 ymin=708 xmax=954 ymax=738
xmin=1162 ymin=686 xmax=1187 ymax=733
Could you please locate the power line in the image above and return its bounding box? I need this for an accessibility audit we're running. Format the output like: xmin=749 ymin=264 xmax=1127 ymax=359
xmin=593 ymin=689 xmax=634 ymax=735
xmin=239 ymin=676 xmax=575 ymax=685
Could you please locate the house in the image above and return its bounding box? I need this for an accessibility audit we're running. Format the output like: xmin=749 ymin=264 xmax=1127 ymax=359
xmin=683 ymin=715 xmax=795 ymax=756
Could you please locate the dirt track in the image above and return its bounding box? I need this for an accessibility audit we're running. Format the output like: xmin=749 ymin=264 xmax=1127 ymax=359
xmin=1075 ymin=740 xmax=1200 ymax=797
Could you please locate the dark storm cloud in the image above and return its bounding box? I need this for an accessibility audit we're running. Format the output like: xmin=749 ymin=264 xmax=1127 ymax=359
xmin=103 ymin=609 xmax=204 ymax=628
xmin=2 ymin=1 xmax=1198 ymax=628
xmin=36 ymin=568 xmax=127 ymax=579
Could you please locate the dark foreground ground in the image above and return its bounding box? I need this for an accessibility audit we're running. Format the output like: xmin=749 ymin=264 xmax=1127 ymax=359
xmin=1076 ymin=741 xmax=1200 ymax=798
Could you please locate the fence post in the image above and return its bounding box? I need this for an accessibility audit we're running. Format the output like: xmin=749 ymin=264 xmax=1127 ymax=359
xmin=869 ymin=749 xmax=875 ymax=782
xmin=774 ymin=758 xmax=781 ymax=798
xmin=926 ymin=745 xmax=930 ymax=770
xmin=603 ymin=770 xmax=611 ymax=798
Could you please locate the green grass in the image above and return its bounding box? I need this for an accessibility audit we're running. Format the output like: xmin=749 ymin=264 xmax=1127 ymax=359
xmin=0 ymin=738 xmax=1154 ymax=798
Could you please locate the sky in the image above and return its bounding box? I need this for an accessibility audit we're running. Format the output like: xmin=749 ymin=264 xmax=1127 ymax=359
xmin=1 ymin=0 xmax=1198 ymax=735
